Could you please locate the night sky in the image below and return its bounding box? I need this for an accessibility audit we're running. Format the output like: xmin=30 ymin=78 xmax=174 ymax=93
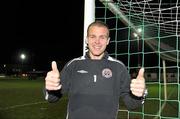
xmin=1 ymin=0 xmax=85 ymax=70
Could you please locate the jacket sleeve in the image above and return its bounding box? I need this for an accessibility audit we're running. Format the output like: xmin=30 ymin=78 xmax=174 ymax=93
xmin=119 ymin=67 xmax=144 ymax=110
xmin=44 ymin=89 xmax=62 ymax=103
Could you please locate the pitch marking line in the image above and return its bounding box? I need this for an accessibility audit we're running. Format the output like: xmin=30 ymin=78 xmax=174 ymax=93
xmin=0 ymin=101 xmax=48 ymax=110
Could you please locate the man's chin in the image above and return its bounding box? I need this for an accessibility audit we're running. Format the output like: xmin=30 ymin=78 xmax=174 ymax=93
xmin=92 ymin=52 xmax=101 ymax=56
xmin=92 ymin=52 xmax=104 ymax=57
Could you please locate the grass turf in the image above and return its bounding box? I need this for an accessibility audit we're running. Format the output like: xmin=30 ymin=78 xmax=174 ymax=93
xmin=0 ymin=77 xmax=178 ymax=119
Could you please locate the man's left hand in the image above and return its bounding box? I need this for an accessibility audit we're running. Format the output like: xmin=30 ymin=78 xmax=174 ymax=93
xmin=130 ymin=68 xmax=146 ymax=97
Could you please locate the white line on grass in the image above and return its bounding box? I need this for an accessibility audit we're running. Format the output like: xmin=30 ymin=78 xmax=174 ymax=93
xmin=0 ymin=101 xmax=48 ymax=110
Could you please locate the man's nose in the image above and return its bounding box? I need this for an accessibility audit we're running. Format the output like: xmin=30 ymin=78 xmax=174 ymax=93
xmin=95 ymin=38 xmax=100 ymax=44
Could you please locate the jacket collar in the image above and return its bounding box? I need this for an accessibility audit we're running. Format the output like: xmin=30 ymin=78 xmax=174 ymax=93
xmin=85 ymin=51 xmax=109 ymax=60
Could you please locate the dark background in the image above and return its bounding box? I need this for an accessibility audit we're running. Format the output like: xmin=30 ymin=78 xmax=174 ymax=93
xmin=1 ymin=0 xmax=85 ymax=70
xmin=1 ymin=0 xmax=165 ymax=72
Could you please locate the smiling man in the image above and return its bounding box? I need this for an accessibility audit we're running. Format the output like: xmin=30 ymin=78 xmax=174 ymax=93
xmin=44 ymin=20 xmax=147 ymax=119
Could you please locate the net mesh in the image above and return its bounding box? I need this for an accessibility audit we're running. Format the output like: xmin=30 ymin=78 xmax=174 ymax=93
xmin=95 ymin=0 xmax=179 ymax=118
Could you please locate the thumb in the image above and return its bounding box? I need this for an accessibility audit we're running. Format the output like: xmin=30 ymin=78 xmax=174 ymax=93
xmin=137 ymin=68 xmax=144 ymax=79
xmin=51 ymin=61 xmax=59 ymax=72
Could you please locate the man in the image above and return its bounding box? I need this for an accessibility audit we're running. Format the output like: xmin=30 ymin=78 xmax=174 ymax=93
xmin=44 ymin=20 xmax=147 ymax=119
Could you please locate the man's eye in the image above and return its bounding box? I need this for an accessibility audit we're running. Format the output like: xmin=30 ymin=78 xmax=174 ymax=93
xmin=90 ymin=36 xmax=95 ymax=39
xmin=99 ymin=36 xmax=106 ymax=39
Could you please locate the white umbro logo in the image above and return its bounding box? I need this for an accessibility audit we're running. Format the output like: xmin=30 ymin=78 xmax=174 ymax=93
xmin=77 ymin=70 xmax=88 ymax=73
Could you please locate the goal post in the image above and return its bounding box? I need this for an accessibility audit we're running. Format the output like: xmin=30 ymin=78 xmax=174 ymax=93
xmin=83 ymin=0 xmax=95 ymax=56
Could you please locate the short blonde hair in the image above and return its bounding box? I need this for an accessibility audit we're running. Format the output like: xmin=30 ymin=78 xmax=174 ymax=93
xmin=87 ymin=20 xmax=109 ymax=37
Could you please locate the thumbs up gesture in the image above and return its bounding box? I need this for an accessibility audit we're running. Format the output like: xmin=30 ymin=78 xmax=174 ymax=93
xmin=130 ymin=68 xmax=146 ymax=97
xmin=45 ymin=61 xmax=62 ymax=90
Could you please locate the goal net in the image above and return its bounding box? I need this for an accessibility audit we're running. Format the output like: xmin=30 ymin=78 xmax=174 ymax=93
xmin=94 ymin=0 xmax=179 ymax=118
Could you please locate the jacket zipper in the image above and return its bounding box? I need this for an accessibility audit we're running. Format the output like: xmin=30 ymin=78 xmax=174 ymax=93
xmin=93 ymin=75 xmax=97 ymax=82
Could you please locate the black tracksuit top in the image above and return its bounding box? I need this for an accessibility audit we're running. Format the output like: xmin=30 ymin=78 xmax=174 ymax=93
xmin=45 ymin=52 xmax=143 ymax=119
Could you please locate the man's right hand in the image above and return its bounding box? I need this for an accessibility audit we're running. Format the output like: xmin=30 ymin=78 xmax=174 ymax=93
xmin=45 ymin=61 xmax=62 ymax=90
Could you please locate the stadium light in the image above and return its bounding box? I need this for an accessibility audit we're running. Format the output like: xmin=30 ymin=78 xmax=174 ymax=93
xmin=20 ymin=53 xmax=26 ymax=60
xmin=133 ymin=33 xmax=138 ymax=38
xmin=133 ymin=27 xmax=142 ymax=38
xmin=137 ymin=28 xmax=142 ymax=33
xmin=20 ymin=53 xmax=26 ymax=74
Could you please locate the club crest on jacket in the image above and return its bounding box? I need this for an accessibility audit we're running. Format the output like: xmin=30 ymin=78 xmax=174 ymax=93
xmin=102 ymin=68 xmax=112 ymax=78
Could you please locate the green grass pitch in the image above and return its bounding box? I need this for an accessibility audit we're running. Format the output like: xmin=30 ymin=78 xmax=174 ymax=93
xmin=0 ymin=77 xmax=178 ymax=119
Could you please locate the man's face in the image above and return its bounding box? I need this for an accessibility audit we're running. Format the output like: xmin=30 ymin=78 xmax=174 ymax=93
xmin=87 ymin=25 xmax=110 ymax=59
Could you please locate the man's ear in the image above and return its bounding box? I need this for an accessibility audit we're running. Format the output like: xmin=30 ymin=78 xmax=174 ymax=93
xmin=107 ymin=37 xmax=110 ymax=45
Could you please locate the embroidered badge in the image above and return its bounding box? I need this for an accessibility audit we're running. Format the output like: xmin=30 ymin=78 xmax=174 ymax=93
xmin=77 ymin=70 xmax=88 ymax=73
xmin=102 ymin=68 xmax=112 ymax=78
